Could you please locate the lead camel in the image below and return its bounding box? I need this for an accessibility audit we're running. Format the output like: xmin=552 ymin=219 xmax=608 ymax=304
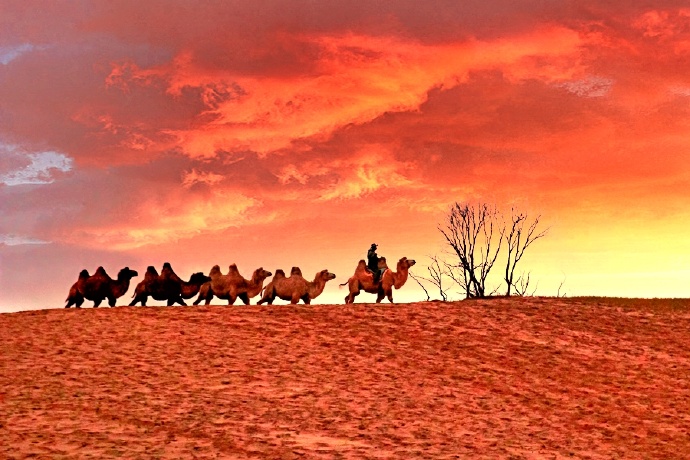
xmin=341 ymin=256 xmax=415 ymax=304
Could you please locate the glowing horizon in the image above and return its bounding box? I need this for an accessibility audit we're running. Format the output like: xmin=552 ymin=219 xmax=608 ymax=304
xmin=2 ymin=2 xmax=690 ymax=311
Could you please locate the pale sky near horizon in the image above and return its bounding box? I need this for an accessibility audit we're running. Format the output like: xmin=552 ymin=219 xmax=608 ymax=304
xmin=2 ymin=1 xmax=690 ymax=312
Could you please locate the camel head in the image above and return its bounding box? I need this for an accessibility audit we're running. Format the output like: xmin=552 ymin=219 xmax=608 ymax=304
xmin=252 ymin=267 xmax=273 ymax=282
xmin=189 ymin=272 xmax=211 ymax=285
xmin=397 ymin=257 xmax=416 ymax=270
xmin=117 ymin=267 xmax=139 ymax=281
xmin=314 ymin=269 xmax=336 ymax=282
xmin=290 ymin=266 xmax=302 ymax=277
xmin=209 ymin=265 xmax=222 ymax=277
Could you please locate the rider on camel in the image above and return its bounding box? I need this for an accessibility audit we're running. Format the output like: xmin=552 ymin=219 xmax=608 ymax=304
xmin=367 ymin=243 xmax=382 ymax=283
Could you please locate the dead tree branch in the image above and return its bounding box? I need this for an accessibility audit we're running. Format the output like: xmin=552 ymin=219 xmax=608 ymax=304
xmin=513 ymin=272 xmax=539 ymax=296
xmin=409 ymin=273 xmax=431 ymax=301
xmin=409 ymin=255 xmax=451 ymax=301
xmin=504 ymin=210 xmax=548 ymax=296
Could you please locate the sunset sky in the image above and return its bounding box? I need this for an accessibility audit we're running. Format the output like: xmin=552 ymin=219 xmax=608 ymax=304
xmin=2 ymin=1 xmax=690 ymax=311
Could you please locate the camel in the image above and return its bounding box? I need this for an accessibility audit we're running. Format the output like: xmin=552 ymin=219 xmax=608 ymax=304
xmin=129 ymin=262 xmax=211 ymax=306
xmin=65 ymin=266 xmax=138 ymax=308
xmin=193 ymin=264 xmax=272 ymax=305
xmin=258 ymin=267 xmax=336 ymax=305
xmin=341 ymin=256 xmax=416 ymax=304
xmin=65 ymin=269 xmax=90 ymax=308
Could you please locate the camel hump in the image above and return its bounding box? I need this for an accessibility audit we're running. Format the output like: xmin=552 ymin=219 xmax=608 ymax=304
xmin=377 ymin=257 xmax=388 ymax=269
xmin=228 ymin=264 xmax=240 ymax=274
xmin=290 ymin=266 xmax=302 ymax=277
xmin=94 ymin=266 xmax=108 ymax=277
xmin=353 ymin=260 xmax=368 ymax=274
xmin=78 ymin=269 xmax=90 ymax=278
xmin=273 ymin=269 xmax=286 ymax=278
xmin=161 ymin=262 xmax=182 ymax=281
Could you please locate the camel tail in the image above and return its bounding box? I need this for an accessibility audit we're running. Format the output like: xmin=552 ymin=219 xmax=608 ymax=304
xmin=339 ymin=282 xmax=348 ymax=288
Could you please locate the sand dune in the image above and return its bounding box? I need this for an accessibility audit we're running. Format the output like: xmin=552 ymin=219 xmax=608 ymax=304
xmin=1 ymin=297 xmax=689 ymax=458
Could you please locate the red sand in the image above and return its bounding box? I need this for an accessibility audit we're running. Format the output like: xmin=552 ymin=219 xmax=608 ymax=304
xmin=1 ymin=297 xmax=689 ymax=459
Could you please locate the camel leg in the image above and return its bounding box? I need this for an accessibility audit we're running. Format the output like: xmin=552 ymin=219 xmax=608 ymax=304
xmin=301 ymin=295 xmax=311 ymax=304
xmin=346 ymin=290 xmax=359 ymax=304
xmin=129 ymin=295 xmax=144 ymax=307
xmin=193 ymin=288 xmax=212 ymax=305
xmin=387 ymin=291 xmax=394 ymax=303
xmin=376 ymin=287 xmax=386 ymax=303
xmin=167 ymin=296 xmax=186 ymax=307
xmin=258 ymin=286 xmax=276 ymax=305
xmin=75 ymin=297 xmax=83 ymax=308
xmin=195 ymin=291 xmax=213 ymax=305
xmin=92 ymin=298 xmax=102 ymax=308
xmin=258 ymin=294 xmax=274 ymax=305
xmin=290 ymin=294 xmax=300 ymax=304
xmin=228 ymin=295 xmax=237 ymax=305
xmin=238 ymin=293 xmax=250 ymax=305
xmin=107 ymin=295 xmax=117 ymax=307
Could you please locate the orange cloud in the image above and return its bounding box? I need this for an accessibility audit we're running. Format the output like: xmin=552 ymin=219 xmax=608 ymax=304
xmin=59 ymin=188 xmax=261 ymax=250
xmin=317 ymin=145 xmax=415 ymax=201
xmin=106 ymin=26 xmax=583 ymax=158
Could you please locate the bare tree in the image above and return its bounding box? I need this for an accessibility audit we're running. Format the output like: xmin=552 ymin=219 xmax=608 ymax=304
xmin=504 ymin=210 xmax=547 ymax=296
xmin=557 ymin=272 xmax=567 ymax=297
xmin=513 ymin=271 xmax=539 ymax=296
xmin=439 ymin=203 xmax=504 ymax=298
xmin=409 ymin=255 xmax=450 ymax=301
xmin=410 ymin=273 xmax=431 ymax=301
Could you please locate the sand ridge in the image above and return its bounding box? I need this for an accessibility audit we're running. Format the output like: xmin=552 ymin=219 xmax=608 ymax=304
xmin=1 ymin=297 xmax=689 ymax=458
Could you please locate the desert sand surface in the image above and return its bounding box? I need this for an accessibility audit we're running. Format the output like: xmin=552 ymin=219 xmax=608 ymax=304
xmin=1 ymin=297 xmax=689 ymax=459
